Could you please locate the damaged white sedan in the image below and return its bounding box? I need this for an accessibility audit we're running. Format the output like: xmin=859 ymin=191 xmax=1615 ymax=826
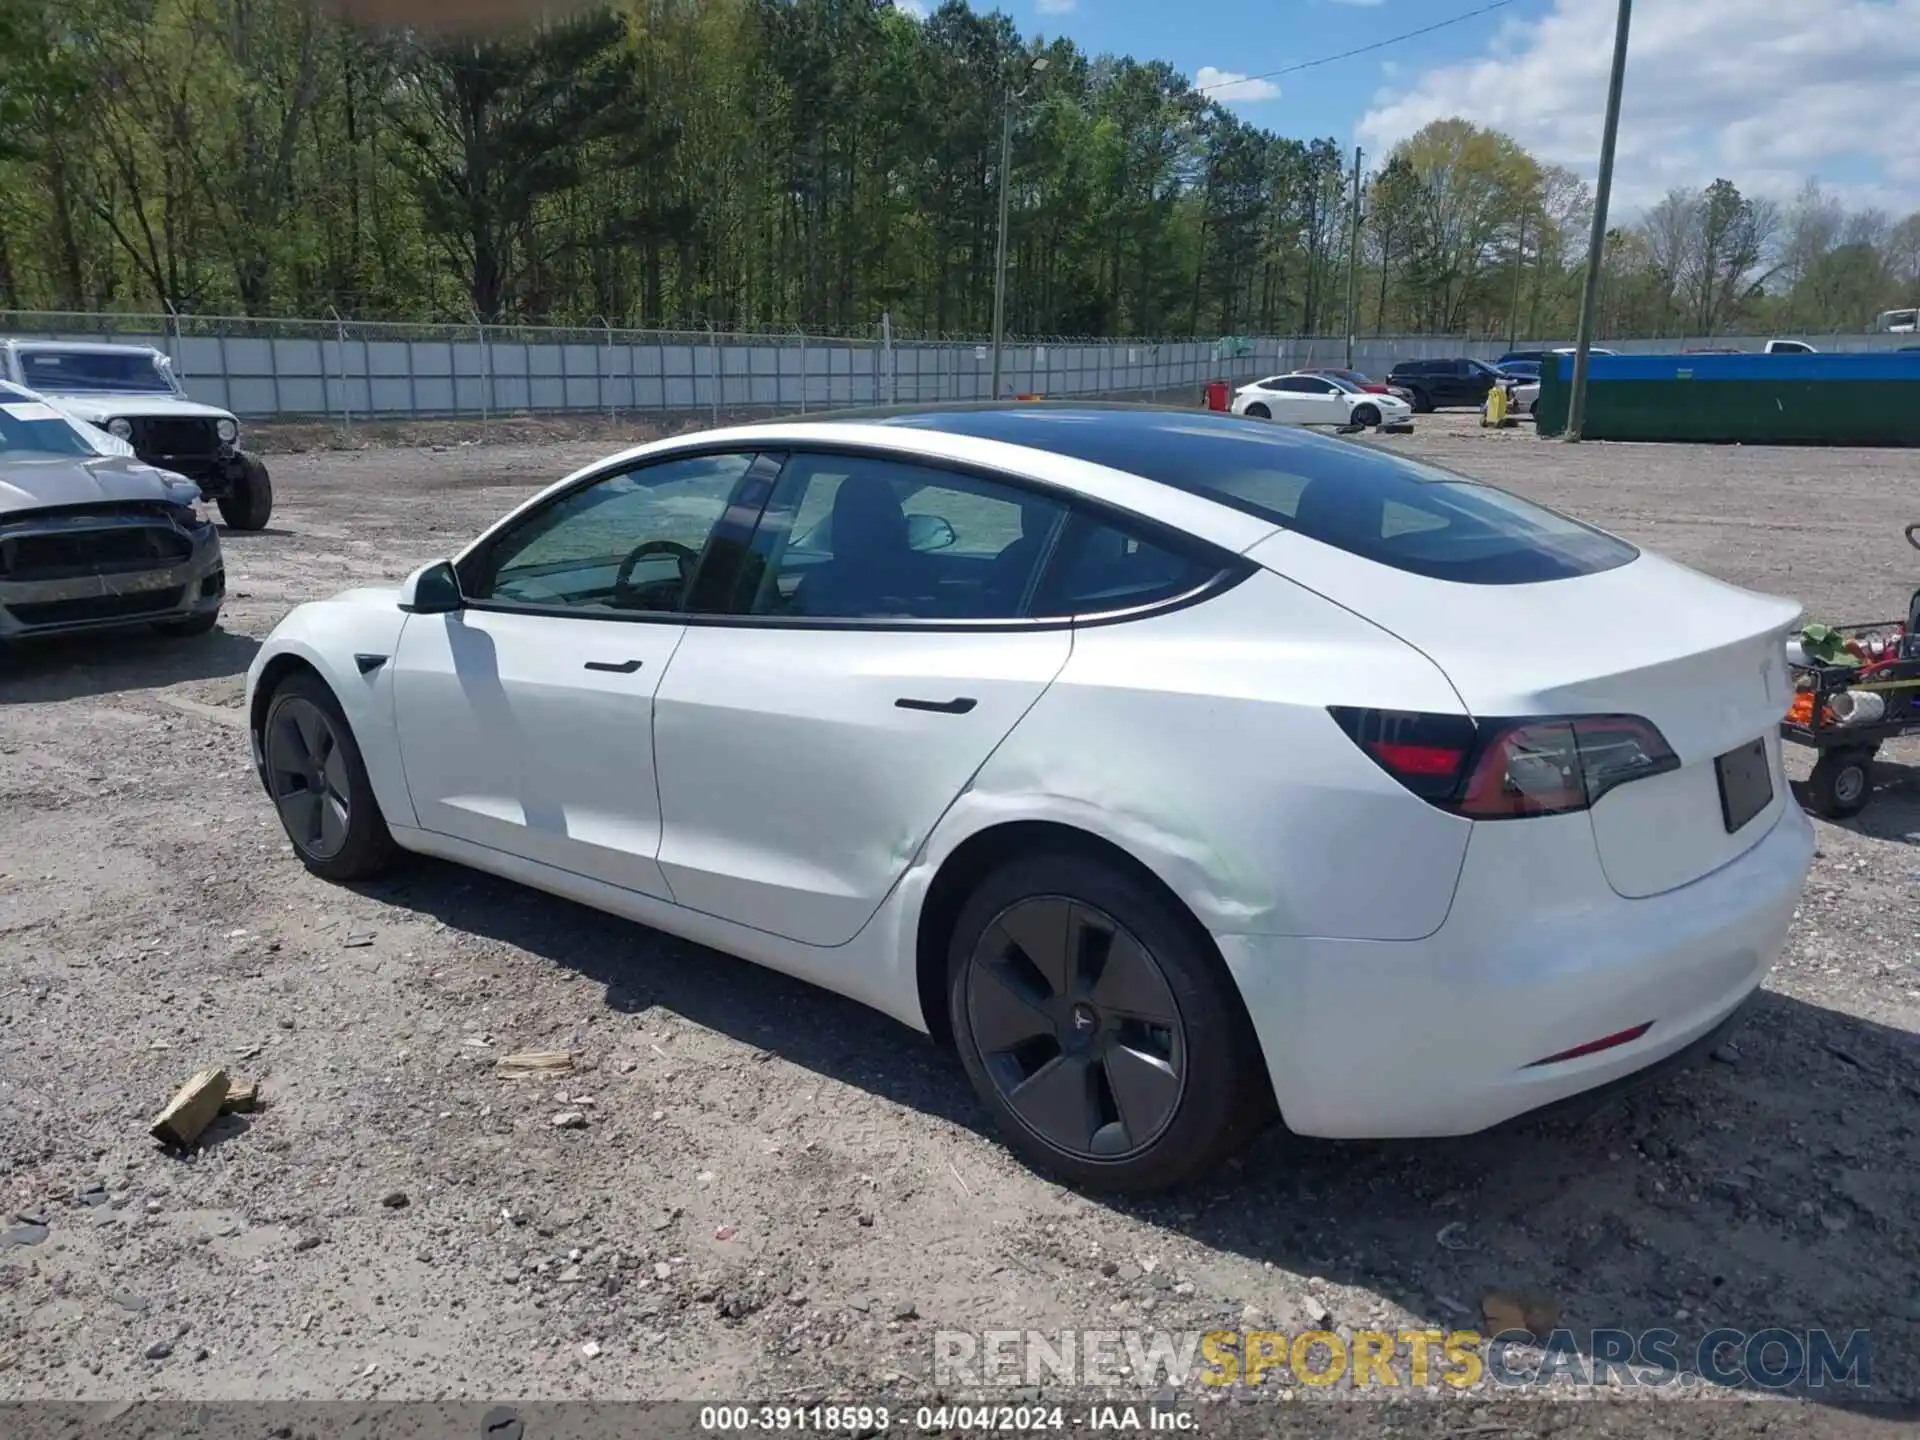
xmin=246 ymin=404 xmax=1814 ymax=1191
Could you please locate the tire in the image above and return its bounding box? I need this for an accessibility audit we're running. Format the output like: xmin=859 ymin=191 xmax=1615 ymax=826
xmin=217 ymin=457 xmax=274 ymax=531
xmin=946 ymin=848 xmax=1271 ymax=1193
xmin=1803 ymin=749 xmax=1874 ymax=820
xmin=1244 ymin=402 xmax=1271 ymax=420
xmin=153 ymin=609 xmax=219 ymax=637
xmin=262 ymin=671 xmax=400 ymax=881
xmin=1352 ymin=403 xmax=1381 ymax=428
xmin=1407 ymin=387 xmax=1433 ymax=414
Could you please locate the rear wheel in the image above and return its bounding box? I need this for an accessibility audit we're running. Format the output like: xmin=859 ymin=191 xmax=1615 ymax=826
xmin=262 ymin=672 xmax=400 ymax=880
xmin=1352 ymin=403 xmax=1381 ymax=428
xmin=217 ymin=457 xmax=274 ymax=531
xmin=946 ymin=849 xmax=1270 ymax=1192
xmin=1243 ymin=402 xmax=1271 ymax=420
xmin=1803 ymin=748 xmax=1874 ymax=820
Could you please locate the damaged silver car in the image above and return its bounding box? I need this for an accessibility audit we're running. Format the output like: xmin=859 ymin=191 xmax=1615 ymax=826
xmin=0 ymin=381 xmax=224 ymax=643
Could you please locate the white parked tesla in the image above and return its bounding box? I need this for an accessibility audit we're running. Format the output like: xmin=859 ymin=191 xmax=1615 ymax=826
xmin=246 ymin=405 xmax=1814 ymax=1191
xmin=1230 ymin=371 xmax=1413 ymax=428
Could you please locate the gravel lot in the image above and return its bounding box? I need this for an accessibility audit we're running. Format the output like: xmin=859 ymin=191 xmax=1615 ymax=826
xmin=2 ymin=411 xmax=1917 ymax=1431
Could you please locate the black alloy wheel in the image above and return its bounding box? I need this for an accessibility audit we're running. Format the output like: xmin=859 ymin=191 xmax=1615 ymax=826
xmin=947 ymin=850 xmax=1271 ymax=1191
xmin=266 ymin=694 xmax=353 ymax=861
xmin=262 ymin=673 xmax=399 ymax=880
xmin=965 ymin=895 xmax=1186 ymax=1162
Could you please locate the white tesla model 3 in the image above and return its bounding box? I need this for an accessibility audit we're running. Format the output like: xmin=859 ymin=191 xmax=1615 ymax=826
xmin=245 ymin=405 xmax=1815 ymax=1191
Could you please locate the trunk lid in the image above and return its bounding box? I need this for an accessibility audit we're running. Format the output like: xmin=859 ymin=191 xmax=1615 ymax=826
xmin=1252 ymin=537 xmax=1803 ymax=897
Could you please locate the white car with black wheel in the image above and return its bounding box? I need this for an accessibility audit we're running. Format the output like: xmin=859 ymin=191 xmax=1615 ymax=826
xmin=1231 ymin=372 xmax=1413 ymax=429
xmin=246 ymin=404 xmax=1813 ymax=1192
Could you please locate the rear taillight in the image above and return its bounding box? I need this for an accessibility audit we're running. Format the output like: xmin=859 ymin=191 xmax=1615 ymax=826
xmin=1329 ymin=708 xmax=1679 ymax=819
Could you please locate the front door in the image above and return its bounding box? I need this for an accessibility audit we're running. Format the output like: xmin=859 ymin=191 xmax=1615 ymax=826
xmin=651 ymin=449 xmax=1075 ymax=946
xmin=391 ymin=449 xmax=761 ymax=897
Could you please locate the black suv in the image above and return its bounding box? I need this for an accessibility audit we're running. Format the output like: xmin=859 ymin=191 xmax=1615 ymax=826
xmin=1384 ymin=357 xmax=1506 ymax=413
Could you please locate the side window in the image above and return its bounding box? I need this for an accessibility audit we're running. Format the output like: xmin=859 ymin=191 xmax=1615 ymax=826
xmin=1030 ymin=510 xmax=1224 ymax=618
xmin=1256 ymin=376 xmax=1289 ymax=391
xmin=732 ymin=452 xmax=1067 ymax=621
xmin=1276 ymin=377 xmax=1314 ymax=393
xmin=463 ymin=451 xmax=753 ymax=614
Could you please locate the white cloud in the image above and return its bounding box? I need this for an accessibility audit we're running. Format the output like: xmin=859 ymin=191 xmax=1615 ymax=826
xmin=1036 ymin=0 xmax=1076 ymax=13
xmin=895 ymin=0 xmax=927 ymax=16
xmin=1356 ymin=0 xmax=1920 ymax=215
xmin=1196 ymin=66 xmax=1282 ymax=104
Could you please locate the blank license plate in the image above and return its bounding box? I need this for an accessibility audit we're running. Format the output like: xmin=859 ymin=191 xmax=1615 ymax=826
xmin=1715 ymin=738 xmax=1773 ymax=833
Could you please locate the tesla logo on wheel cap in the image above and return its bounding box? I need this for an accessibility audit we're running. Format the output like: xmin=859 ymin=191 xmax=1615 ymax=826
xmin=1071 ymin=1004 xmax=1097 ymax=1031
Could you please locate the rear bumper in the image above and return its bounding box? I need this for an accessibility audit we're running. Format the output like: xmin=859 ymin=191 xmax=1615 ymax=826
xmin=1217 ymin=799 xmax=1815 ymax=1138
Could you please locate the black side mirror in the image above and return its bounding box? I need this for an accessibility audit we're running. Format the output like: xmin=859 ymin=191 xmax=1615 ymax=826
xmin=401 ymin=559 xmax=464 ymax=614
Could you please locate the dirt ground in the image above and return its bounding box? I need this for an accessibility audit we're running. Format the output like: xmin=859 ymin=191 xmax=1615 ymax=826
xmin=2 ymin=409 xmax=1917 ymax=1434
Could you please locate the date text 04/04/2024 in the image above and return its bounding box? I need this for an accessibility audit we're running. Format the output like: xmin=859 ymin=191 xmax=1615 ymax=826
xmin=697 ymin=1404 xmax=1198 ymax=1432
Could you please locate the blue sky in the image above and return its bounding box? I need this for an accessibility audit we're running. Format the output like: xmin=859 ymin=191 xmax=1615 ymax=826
xmin=980 ymin=0 xmax=1920 ymax=218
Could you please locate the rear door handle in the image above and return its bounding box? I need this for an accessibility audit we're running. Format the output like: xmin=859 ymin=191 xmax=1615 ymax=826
xmin=584 ymin=659 xmax=644 ymax=674
xmin=895 ymin=696 xmax=976 ymax=715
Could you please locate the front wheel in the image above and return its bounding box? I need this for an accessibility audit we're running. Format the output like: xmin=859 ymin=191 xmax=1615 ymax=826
xmin=217 ymin=457 xmax=274 ymax=531
xmin=262 ymin=672 xmax=400 ymax=880
xmin=1407 ymin=387 xmax=1433 ymax=413
xmin=946 ymin=850 xmax=1271 ymax=1192
xmin=1803 ymin=748 xmax=1874 ymax=820
xmin=1243 ymin=402 xmax=1271 ymax=420
xmin=1351 ymin=403 xmax=1381 ymax=428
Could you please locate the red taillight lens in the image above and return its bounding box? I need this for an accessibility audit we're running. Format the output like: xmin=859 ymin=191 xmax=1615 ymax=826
xmin=1330 ymin=708 xmax=1679 ymax=819
xmin=1327 ymin=707 xmax=1476 ymax=801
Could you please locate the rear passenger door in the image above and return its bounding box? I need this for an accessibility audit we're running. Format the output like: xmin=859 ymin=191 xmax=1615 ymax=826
xmin=650 ymin=450 xmax=1076 ymax=946
xmin=649 ymin=451 xmax=1234 ymax=950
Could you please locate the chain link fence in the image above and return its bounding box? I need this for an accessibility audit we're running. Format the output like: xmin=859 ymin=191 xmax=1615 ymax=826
xmin=0 ymin=311 xmax=1293 ymax=425
xmin=1 ymin=310 xmax=1908 ymax=425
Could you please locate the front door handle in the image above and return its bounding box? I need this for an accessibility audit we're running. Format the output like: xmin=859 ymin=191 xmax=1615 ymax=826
xmin=584 ymin=659 xmax=644 ymax=674
xmin=896 ymin=696 xmax=977 ymax=715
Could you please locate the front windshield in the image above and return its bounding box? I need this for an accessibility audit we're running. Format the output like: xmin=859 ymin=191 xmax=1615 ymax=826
xmin=17 ymin=348 xmax=176 ymax=394
xmin=0 ymin=391 xmax=98 ymax=457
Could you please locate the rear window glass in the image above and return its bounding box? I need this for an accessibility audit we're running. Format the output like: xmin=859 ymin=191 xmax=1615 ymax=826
xmin=882 ymin=410 xmax=1638 ymax=585
xmin=1031 ymin=511 xmax=1222 ymax=617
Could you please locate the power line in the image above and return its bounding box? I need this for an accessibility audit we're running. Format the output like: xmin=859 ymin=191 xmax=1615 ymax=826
xmin=1195 ymin=0 xmax=1535 ymax=95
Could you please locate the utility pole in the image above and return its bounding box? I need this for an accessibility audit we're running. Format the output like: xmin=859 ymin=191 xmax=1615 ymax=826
xmin=989 ymin=56 xmax=1048 ymax=400
xmin=1567 ymin=0 xmax=1632 ymax=441
xmin=1506 ymin=209 xmax=1528 ymax=351
xmin=1344 ymin=146 xmax=1363 ymax=370
xmin=989 ymin=86 xmax=1015 ymax=400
